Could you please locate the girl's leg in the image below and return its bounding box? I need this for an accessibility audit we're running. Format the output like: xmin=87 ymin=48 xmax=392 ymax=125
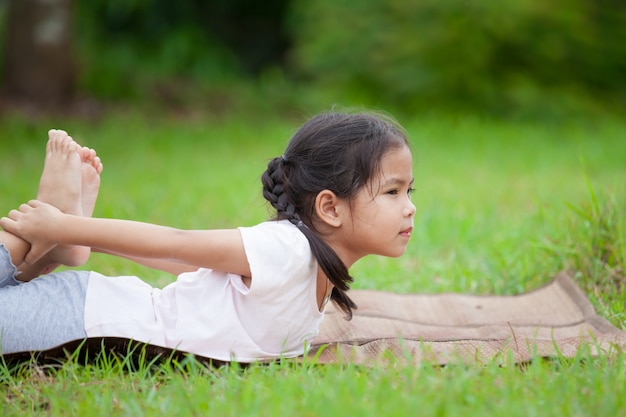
xmin=0 ymin=131 xmax=98 ymax=354
xmin=0 ymin=237 xmax=27 ymax=288
xmin=0 ymin=245 xmax=88 ymax=354
xmin=0 ymin=232 xmax=29 ymax=275
xmin=0 ymin=231 xmax=58 ymax=287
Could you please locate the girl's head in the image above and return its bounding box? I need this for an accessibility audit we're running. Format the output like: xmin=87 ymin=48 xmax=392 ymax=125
xmin=262 ymin=111 xmax=411 ymax=318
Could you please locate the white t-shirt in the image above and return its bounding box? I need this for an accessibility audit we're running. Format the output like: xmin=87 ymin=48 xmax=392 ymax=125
xmin=83 ymin=220 xmax=325 ymax=362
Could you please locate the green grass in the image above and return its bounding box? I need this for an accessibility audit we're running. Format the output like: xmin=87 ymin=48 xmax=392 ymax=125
xmin=0 ymin=110 xmax=625 ymax=416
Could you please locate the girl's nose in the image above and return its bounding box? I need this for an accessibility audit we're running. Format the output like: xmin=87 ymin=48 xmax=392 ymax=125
xmin=404 ymin=200 xmax=416 ymax=217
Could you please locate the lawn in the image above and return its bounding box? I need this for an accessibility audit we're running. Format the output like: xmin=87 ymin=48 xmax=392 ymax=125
xmin=0 ymin=110 xmax=625 ymax=416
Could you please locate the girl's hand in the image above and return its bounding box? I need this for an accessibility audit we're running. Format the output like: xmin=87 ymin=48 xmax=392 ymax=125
xmin=0 ymin=200 xmax=62 ymax=264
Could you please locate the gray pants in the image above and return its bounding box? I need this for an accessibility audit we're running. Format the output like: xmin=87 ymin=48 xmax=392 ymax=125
xmin=0 ymin=244 xmax=88 ymax=354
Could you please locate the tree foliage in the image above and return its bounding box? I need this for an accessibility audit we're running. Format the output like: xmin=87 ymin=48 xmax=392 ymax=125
xmin=73 ymin=0 xmax=290 ymax=99
xmin=2 ymin=0 xmax=624 ymax=114
xmin=288 ymin=0 xmax=626 ymax=113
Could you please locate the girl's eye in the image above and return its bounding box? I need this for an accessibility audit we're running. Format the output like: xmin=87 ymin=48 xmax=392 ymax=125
xmin=386 ymin=187 xmax=415 ymax=196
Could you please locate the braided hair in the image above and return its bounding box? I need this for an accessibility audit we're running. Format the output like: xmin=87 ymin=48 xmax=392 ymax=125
xmin=261 ymin=111 xmax=409 ymax=319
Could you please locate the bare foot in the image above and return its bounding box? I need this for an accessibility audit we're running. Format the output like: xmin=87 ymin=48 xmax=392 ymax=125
xmin=15 ymin=132 xmax=104 ymax=280
xmin=79 ymin=145 xmax=103 ymax=217
xmin=35 ymin=129 xmax=90 ymax=267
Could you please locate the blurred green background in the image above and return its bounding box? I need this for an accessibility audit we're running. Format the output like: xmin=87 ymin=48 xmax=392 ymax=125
xmin=1 ymin=0 xmax=624 ymax=119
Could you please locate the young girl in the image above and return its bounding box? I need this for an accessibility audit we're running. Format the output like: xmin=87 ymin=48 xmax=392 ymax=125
xmin=0 ymin=111 xmax=416 ymax=362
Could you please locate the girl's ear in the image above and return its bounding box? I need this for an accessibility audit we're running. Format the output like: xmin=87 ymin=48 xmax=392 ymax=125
xmin=314 ymin=189 xmax=343 ymax=228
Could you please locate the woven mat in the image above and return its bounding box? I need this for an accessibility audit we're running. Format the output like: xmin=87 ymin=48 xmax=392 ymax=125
xmin=3 ymin=271 xmax=624 ymax=367
xmin=308 ymin=271 xmax=626 ymax=365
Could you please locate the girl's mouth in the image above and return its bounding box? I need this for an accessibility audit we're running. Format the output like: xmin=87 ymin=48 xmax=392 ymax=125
xmin=400 ymin=227 xmax=413 ymax=237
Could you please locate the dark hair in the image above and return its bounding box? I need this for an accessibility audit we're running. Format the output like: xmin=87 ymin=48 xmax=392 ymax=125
xmin=261 ymin=111 xmax=410 ymax=319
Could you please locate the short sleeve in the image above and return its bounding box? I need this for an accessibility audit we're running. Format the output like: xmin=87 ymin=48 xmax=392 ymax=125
xmin=238 ymin=220 xmax=315 ymax=296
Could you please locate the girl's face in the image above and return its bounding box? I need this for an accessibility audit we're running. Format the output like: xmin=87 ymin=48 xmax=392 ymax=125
xmin=336 ymin=145 xmax=416 ymax=265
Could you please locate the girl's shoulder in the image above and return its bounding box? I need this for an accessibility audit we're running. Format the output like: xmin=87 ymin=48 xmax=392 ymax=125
xmin=238 ymin=219 xmax=314 ymax=284
xmin=239 ymin=219 xmax=302 ymax=244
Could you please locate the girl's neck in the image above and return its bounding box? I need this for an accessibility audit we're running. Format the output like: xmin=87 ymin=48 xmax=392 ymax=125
xmin=313 ymin=218 xmax=363 ymax=269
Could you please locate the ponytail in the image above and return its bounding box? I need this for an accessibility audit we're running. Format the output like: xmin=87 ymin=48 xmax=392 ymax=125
xmin=296 ymin=223 xmax=357 ymax=319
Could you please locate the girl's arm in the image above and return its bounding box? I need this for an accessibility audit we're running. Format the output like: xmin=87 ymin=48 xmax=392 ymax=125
xmin=0 ymin=200 xmax=251 ymax=278
xmin=93 ymin=248 xmax=199 ymax=276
